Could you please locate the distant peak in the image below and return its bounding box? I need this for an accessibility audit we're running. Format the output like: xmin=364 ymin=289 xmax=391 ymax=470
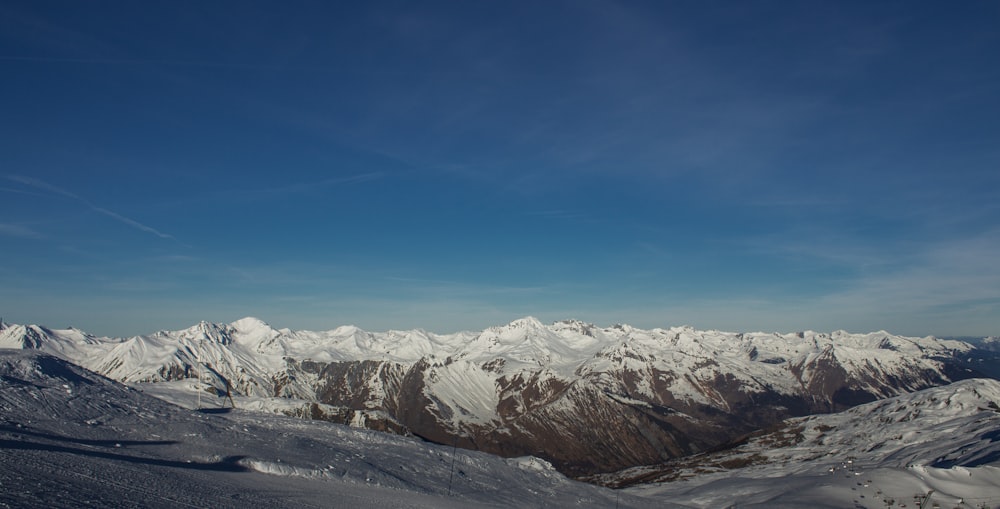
xmin=330 ymin=324 xmax=366 ymax=335
xmin=611 ymin=323 xmax=636 ymax=333
xmin=230 ymin=316 xmax=272 ymax=331
xmin=507 ymin=316 xmax=546 ymax=329
xmin=553 ymin=319 xmax=599 ymax=338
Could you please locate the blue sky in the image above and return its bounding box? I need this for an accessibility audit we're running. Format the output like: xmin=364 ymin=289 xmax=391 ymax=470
xmin=1 ymin=1 xmax=998 ymax=337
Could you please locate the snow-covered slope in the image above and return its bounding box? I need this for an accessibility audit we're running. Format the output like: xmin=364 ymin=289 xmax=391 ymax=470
xmin=0 ymin=349 xmax=661 ymax=508
xmin=0 ymin=322 xmax=118 ymax=361
xmin=3 ymin=348 xmax=997 ymax=508
xmin=0 ymin=317 xmax=987 ymax=476
xmin=600 ymin=378 xmax=1000 ymax=508
xmin=976 ymin=336 xmax=1000 ymax=353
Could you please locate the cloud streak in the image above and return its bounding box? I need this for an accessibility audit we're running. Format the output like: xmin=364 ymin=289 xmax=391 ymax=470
xmin=6 ymin=175 xmax=174 ymax=240
xmin=268 ymin=172 xmax=385 ymax=195
xmin=818 ymin=232 xmax=1000 ymax=316
xmin=225 ymin=172 xmax=385 ymax=201
xmin=679 ymin=232 xmax=1000 ymax=336
xmin=0 ymin=223 xmax=44 ymax=239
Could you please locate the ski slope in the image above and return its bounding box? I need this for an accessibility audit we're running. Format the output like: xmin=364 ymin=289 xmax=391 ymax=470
xmin=0 ymin=349 xmax=661 ymax=508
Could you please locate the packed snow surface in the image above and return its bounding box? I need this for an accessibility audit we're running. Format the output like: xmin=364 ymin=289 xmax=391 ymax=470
xmin=611 ymin=378 xmax=1000 ymax=508
xmin=0 ymin=350 xmax=662 ymax=508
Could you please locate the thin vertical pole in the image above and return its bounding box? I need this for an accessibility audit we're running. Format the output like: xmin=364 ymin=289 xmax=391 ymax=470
xmin=196 ymin=341 xmax=202 ymax=409
xmin=447 ymin=433 xmax=459 ymax=496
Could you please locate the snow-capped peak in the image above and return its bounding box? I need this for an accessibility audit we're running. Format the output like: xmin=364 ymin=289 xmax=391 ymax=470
xmin=504 ymin=316 xmax=547 ymax=330
xmin=229 ymin=316 xmax=273 ymax=332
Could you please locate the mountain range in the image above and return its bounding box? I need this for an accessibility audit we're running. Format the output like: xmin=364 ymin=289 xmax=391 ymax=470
xmin=0 ymin=317 xmax=993 ymax=477
xmin=4 ymin=346 xmax=999 ymax=508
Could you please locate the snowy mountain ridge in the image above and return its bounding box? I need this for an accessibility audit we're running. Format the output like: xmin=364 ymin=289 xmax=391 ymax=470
xmin=0 ymin=316 xmax=988 ymax=476
xmin=0 ymin=315 xmax=972 ymax=382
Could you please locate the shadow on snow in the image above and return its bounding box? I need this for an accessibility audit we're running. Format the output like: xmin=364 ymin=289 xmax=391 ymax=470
xmin=0 ymin=425 xmax=248 ymax=472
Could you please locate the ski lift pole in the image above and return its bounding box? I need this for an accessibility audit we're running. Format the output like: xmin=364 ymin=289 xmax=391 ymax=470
xmin=447 ymin=432 xmax=461 ymax=496
xmin=196 ymin=339 xmax=202 ymax=410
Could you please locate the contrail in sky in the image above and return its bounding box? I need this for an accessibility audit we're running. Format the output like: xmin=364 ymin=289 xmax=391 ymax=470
xmin=6 ymin=175 xmax=174 ymax=240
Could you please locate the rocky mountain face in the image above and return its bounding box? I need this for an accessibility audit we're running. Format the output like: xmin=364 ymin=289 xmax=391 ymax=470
xmin=0 ymin=317 xmax=989 ymax=476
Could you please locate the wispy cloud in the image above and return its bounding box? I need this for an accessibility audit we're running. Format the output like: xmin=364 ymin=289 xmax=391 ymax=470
xmin=552 ymin=229 xmax=1000 ymax=337
xmin=0 ymin=55 xmax=284 ymax=70
xmin=148 ymin=254 xmax=198 ymax=263
xmin=817 ymin=232 xmax=1000 ymax=317
xmin=382 ymin=275 xmax=548 ymax=297
xmin=743 ymin=229 xmax=900 ymax=271
xmin=524 ymin=210 xmax=587 ymax=220
xmin=0 ymin=223 xmax=44 ymax=239
xmin=670 ymin=231 xmax=1000 ymax=336
xmin=6 ymin=175 xmax=79 ymax=199
xmin=0 ymin=186 xmax=46 ymax=197
xmin=89 ymin=206 xmax=172 ymax=239
xmin=269 ymin=172 xmax=384 ymax=194
xmin=227 ymin=172 xmax=385 ymax=201
xmin=6 ymin=175 xmax=174 ymax=240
